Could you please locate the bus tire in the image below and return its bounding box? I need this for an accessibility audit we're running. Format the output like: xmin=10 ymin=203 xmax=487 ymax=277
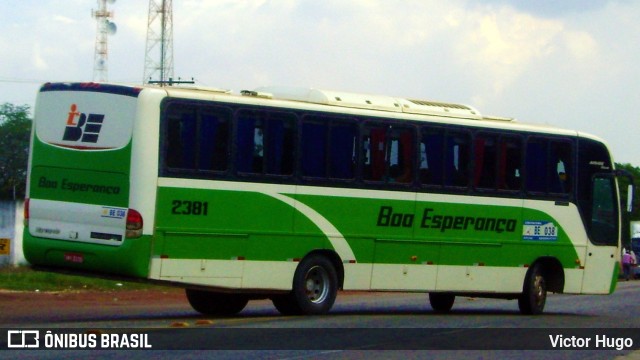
xmin=271 ymin=294 xmax=303 ymax=315
xmin=518 ymin=263 xmax=547 ymax=315
xmin=275 ymin=255 xmax=338 ymax=315
xmin=185 ymin=289 xmax=249 ymax=316
xmin=429 ymin=293 xmax=455 ymax=313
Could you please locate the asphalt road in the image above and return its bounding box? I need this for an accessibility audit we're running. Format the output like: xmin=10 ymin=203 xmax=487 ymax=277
xmin=2 ymin=280 xmax=640 ymax=359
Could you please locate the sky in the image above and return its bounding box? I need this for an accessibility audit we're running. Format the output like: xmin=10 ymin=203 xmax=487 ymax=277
xmin=1 ymin=0 xmax=639 ymax=164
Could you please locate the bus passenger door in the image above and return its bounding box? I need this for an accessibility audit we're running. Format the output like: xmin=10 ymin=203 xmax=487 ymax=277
xmin=581 ymin=175 xmax=620 ymax=294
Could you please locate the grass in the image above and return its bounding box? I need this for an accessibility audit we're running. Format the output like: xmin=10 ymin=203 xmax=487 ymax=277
xmin=0 ymin=265 xmax=166 ymax=292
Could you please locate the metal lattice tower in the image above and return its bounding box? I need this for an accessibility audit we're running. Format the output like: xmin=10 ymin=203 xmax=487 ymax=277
xmin=92 ymin=0 xmax=117 ymax=82
xmin=143 ymin=0 xmax=174 ymax=85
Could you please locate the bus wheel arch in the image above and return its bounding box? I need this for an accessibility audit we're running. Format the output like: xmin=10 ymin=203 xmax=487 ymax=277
xmin=306 ymin=249 xmax=345 ymax=289
xmin=272 ymin=251 xmax=340 ymax=315
xmin=533 ymin=256 xmax=565 ymax=293
xmin=518 ymin=257 xmax=564 ymax=315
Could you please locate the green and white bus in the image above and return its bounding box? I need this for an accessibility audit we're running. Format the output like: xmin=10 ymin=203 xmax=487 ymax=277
xmin=24 ymin=82 xmax=631 ymax=315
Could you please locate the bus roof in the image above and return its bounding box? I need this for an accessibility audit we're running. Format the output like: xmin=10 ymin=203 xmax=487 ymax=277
xmin=40 ymin=82 xmax=596 ymax=140
xmin=158 ymin=84 xmax=592 ymax=137
xmin=251 ymin=86 xmax=487 ymax=121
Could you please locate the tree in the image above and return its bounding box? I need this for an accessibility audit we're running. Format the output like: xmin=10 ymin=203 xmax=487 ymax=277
xmin=615 ymin=162 xmax=640 ymax=248
xmin=0 ymin=103 xmax=32 ymax=200
xmin=616 ymin=162 xmax=640 ymax=218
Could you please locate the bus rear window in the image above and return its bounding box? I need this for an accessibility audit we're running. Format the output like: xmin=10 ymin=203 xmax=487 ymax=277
xmin=35 ymin=90 xmax=136 ymax=150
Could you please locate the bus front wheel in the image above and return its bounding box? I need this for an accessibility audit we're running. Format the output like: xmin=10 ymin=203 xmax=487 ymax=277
xmin=272 ymin=254 xmax=338 ymax=315
xmin=429 ymin=293 xmax=455 ymax=313
xmin=185 ymin=289 xmax=249 ymax=316
xmin=518 ymin=263 xmax=547 ymax=315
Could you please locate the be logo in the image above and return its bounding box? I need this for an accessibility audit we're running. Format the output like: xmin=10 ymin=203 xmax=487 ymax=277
xmin=62 ymin=104 xmax=105 ymax=143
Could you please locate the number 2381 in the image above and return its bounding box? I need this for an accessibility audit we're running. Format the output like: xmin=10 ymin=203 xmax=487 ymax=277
xmin=171 ymin=200 xmax=209 ymax=216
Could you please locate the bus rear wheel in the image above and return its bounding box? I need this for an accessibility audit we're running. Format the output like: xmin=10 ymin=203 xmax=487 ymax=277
xmin=518 ymin=263 xmax=547 ymax=315
xmin=185 ymin=289 xmax=249 ymax=316
xmin=429 ymin=293 xmax=455 ymax=313
xmin=272 ymin=255 xmax=338 ymax=315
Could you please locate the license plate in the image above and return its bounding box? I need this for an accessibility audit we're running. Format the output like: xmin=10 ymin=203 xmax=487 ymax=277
xmin=64 ymin=252 xmax=84 ymax=263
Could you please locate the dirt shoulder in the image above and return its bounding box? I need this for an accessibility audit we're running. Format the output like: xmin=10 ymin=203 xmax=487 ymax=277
xmin=0 ymin=287 xmax=189 ymax=324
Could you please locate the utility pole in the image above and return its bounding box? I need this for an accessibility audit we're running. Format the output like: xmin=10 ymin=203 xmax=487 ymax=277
xmin=143 ymin=0 xmax=174 ymax=85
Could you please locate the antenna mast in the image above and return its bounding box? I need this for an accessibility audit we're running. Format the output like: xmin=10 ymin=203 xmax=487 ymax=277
xmin=92 ymin=0 xmax=117 ymax=82
xmin=143 ymin=0 xmax=174 ymax=85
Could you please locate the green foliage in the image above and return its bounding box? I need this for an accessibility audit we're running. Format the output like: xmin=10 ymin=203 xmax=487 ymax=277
xmin=0 ymin=103 xmax=32 ymax=199
xmin=615 ymin=163 xmax=640 ymax=248
xmin=616 ymin=163 xmax=640 ymax=219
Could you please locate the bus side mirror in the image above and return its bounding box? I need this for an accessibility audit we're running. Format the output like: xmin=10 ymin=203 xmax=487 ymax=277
xmin=615 ymin=169 xmax=634 ymax=213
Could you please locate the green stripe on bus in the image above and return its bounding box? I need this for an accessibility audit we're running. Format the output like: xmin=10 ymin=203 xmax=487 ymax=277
xmin=154 ymin=186 xmax=578 ymax=268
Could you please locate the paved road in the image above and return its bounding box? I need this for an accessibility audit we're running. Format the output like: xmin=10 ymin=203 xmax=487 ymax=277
xmin=2 ymin=280 xmax=640 ymax=359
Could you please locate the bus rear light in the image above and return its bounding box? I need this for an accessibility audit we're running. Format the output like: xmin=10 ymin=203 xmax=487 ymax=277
xmin=23 ymin=198 xmax=30 ymax=226
xmin=126 ymin=209 xmax=143 ymax=238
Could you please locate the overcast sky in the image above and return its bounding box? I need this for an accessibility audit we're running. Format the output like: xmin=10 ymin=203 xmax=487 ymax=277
xmin=1 ymin=0 xmax=638 ymax=164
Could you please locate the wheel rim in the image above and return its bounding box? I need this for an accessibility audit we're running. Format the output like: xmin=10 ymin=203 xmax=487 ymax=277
xmin=533 ymin=274 xmax=546 ymax=307
xmin=304 ymin=265 xmax=330 ymax=304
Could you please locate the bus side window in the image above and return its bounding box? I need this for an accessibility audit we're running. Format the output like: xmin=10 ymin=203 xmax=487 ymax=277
xmin=444 ymin=131 xmax=470 ymax=188
xmin=361 ymin=124 xmax=414 ymax=184
xmin=166 ymin=106 xmax=196 ymax=170
xmin=199 ymin=109 xmax=230 ymax=172
xmin=301 ymin=120 xmax=327 ymax=178
xmin=525 ymin=138 xmax=548 ymax=193
xmin=236 ymin=114 xmax=260 ymax=173
xmin=499 ymin=136 xmax=522 ymax=191
xmin=474 ymin=134 xmax=497 ymax=189
xmin=388 ymin=127 xmax=414 ymax=183
xmin=362 ymin=125 xmax=386 ymax=182
xmin=329 ymin=121 xmax=357 ymax=180
xmin=165 ymin=115 xmax=182 ymax=169
xmin=236 ymin=110 xmax=294 ymax=176
xmin=550 ymin=140 xmax=572 ymax=194
xmin=419 ymin=128 xmax=444 ymax=186
xmin=264 ymin=116 xmax=295 ymax=175
xmin=300 ymin=116 xmax=355 ymax=180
